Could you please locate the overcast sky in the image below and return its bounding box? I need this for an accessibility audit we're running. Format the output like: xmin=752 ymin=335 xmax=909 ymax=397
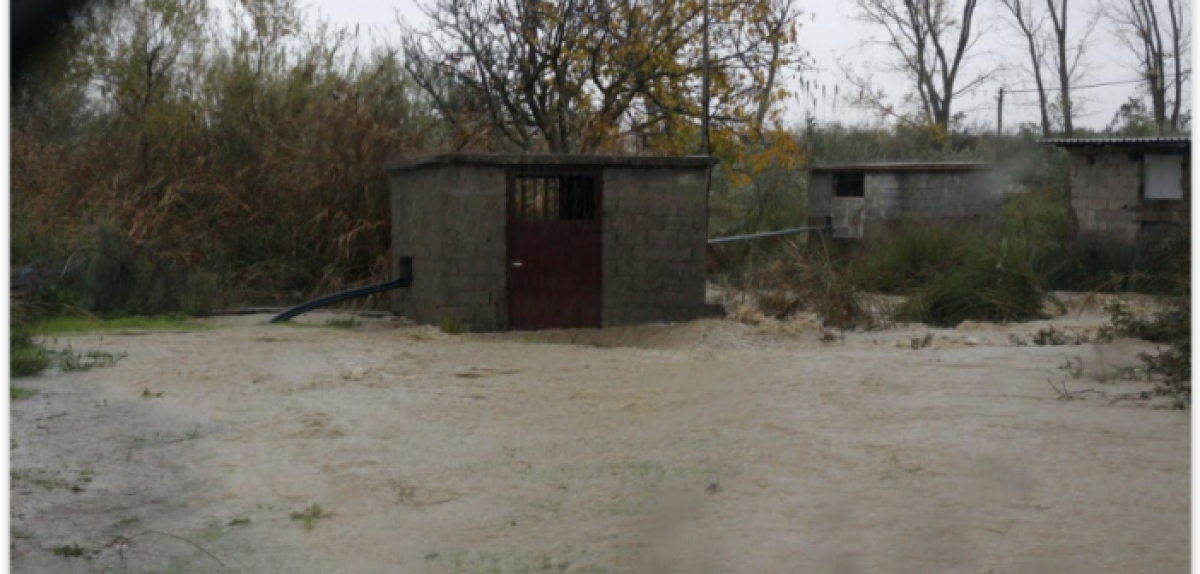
xmin=301 ymin=0 xmax=1186 ymax=132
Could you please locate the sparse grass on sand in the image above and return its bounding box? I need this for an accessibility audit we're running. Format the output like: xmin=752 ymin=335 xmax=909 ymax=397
xmin=31 ymin=314 xmax=209 ymax=335
xmin=290 ymin=503 xmax=330 ymax=530
xmin=269 ymin=316 xmax=363 ymax=329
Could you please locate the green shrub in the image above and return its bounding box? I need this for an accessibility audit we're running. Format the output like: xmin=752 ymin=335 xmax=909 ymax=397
xmin=898 ymin=236 xmax=1052 ymax=327
xmin=11 ymin=332 xmax=51 ymax=378
xmin=850 ymin=224 xmax=975 ymax=294
xmin=845 ymin=175 xmax=1078 ymax=326
xmin=11 ymin=304 xmax=50 ymax=378
xmin=1098 ymin=225 xmax=1190 ymax=404
xmin=1101 ymin=297 xmax=1190 ymax=404
xmin=1001 ymin=186 xmax=1071 ymax=249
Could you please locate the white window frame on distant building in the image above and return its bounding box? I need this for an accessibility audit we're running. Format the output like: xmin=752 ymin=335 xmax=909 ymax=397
xmin=1143 ymin=154 xmax=1185 ymax=200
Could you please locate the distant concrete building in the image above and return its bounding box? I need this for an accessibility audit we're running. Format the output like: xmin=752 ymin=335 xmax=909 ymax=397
xmin=807 ymin=162 xmax=1005 ymax=240
xmin=384 ymin=154 xmax=712 ymax=332
xmin=1043 ymin=137 xmax=1190 ymax=250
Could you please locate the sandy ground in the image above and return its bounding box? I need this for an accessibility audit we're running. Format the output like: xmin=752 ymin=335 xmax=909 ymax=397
xmin=10 ymin=294 xmax=1190 ymax=573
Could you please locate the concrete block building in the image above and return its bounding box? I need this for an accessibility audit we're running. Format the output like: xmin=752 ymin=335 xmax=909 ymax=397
xmin=807 ymin=162 xmax=1004 ymax=240
xmin=384 ymin=154 xmax=713 ymax=332
xmin=1043 ymin=137 xmax=1190 ymax=250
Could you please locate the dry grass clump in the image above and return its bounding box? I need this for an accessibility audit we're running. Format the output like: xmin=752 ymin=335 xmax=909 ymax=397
xmin=723 ymin=239 xmax=882 ymax=330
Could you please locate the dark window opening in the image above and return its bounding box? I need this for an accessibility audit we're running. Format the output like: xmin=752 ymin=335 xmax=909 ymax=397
xmin=833 ymin=172 xmax=865 ymax=198
xmin=513 ymin=174 xmax=597 ymax=221
xmin=397 ymin=256 xmax=413 ymax=280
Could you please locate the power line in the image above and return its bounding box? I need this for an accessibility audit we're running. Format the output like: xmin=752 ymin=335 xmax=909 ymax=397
xmin=1004 ymin=78 xmax=1144 ymax=94
xmin=994 ymin=76 xmax=1150 ymax=133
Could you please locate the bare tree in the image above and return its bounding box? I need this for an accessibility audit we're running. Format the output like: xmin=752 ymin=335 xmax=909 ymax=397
xmin=1045 ymin=0 xmax=1087 ymax=136
xmin=1000 ymin=0 xmax=1052 ymax=135
xmin=400 ymin=0 xmax=808 ymax=153
xmin=851 ymin=0 xmax=987 ymax=129
xmin=1106 ymin=0 xmax=1190 ymax=132
xmin=1000 ymin=1 xmax=1097 ymax=136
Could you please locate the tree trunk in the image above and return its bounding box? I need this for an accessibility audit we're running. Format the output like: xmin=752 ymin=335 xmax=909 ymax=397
xmin=1142 ymin=0 xmax=1169 ymax=130
xmin=1051 ymin=0 xmax=1074 ymax=136
xmin=1006 ymin=0 xmax=1052 ymax=136
xmin=1167 ymin=0 xmax=1182 ymax=130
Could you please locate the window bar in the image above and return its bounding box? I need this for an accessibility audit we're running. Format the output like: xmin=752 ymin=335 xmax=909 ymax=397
xmin=516 ymin=178 xmax=524 ymax=220
xmin=521 ymin=178 xmax=528 ymax=220
xmin=568 ymin=176 xmax=577 ymax=220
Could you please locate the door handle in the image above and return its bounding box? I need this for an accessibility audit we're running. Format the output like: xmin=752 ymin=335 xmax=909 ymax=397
xmin=512 ymin=261 xmax=524 ymax=267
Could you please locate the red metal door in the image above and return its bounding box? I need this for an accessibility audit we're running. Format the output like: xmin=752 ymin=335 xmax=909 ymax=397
xmin=508 ymin=169 xmax=602 ymax=330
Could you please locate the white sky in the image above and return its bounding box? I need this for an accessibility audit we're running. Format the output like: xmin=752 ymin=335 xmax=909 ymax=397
xmin=300 ymin=0 xmax=1190 ymax=132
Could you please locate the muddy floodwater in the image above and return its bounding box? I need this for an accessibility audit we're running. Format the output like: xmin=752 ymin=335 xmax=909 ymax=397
xmin=10 ymin=296 xmax=1189 ymax=573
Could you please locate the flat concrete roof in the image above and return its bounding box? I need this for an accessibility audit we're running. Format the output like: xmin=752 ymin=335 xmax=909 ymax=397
xmin=1041 ymin=136 xmax=1190 ymax=148
xmin=810 ymin=162 xmax=992 ymax=173
xmin=383 ymin=154 xmax=716 ymax=172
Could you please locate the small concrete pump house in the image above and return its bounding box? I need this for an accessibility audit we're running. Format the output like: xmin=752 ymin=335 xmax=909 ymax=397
xmin=807 ymin=162 xmax=1004 ymax=240
xmin=1043 ymin=137 xmax=1190 ymax=250
xmin=384 ymin=155 xmax=713 ymax=332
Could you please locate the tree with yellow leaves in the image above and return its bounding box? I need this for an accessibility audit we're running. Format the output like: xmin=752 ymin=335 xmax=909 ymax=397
xmin=400 ymin=0 xmax=809 ymax=158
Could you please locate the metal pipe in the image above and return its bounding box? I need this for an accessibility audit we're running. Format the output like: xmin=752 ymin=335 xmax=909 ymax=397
xmin=706 ymin=226 xmax=829 ymax=245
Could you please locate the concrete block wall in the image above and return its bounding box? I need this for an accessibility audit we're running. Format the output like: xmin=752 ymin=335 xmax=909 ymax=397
xmin=808 ymin=167 xmax=1002 ymax=240
xmin=863 ymin=171 xmax=1002 ymax=222
xmin=1068 ymin=150 xmax=1190 ymax=249
xmin=601 ymin=167 xmax=708 ymax=326
xmin=438 ymin=166 xmax=508 ymax=331
xmin=390 ymin=164 xmax=507 ymax=331
xmin=1068 ymin=152 xmax=1142 ymax=246
xmin=390 ymin=167 xmax=442 ymax=325
xmin=807 ymin=173 xmax=833 ymax=227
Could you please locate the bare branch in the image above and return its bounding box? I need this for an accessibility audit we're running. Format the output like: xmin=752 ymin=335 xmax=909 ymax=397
xmin=851 ymin=0 xmax=988 ymax=128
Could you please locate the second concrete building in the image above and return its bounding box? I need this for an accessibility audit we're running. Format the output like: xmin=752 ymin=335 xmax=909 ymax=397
xmin=807 ymin=162 xmax=1005 ymax=240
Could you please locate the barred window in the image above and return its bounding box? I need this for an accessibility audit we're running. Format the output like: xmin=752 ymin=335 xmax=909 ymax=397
xmin=513 ymin=175 xmax=597 ymax=221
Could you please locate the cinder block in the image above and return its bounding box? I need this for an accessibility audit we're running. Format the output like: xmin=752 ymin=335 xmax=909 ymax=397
xmin=648 ymin=231 xmax=674 ymax=247
xmin=633 ymin=275 xmax=665 ymax=292
xmin=669 ymin=246 xmax=692 ymax=262
xmin=445 ymin=276 xmax=475 ymax=293
xmin=1112 ymin=210 xmax=1139 ymax=224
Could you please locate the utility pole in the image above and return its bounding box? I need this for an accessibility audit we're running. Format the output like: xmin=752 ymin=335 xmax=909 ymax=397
xmin=701 ymin=0 xmax=710 ymax=155
xmin=996 ymin=88 xmax=1004 ymax=136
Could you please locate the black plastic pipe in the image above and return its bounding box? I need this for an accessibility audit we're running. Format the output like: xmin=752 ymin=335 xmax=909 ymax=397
xmin=270 ymin=277 xmax=412 ymax=324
